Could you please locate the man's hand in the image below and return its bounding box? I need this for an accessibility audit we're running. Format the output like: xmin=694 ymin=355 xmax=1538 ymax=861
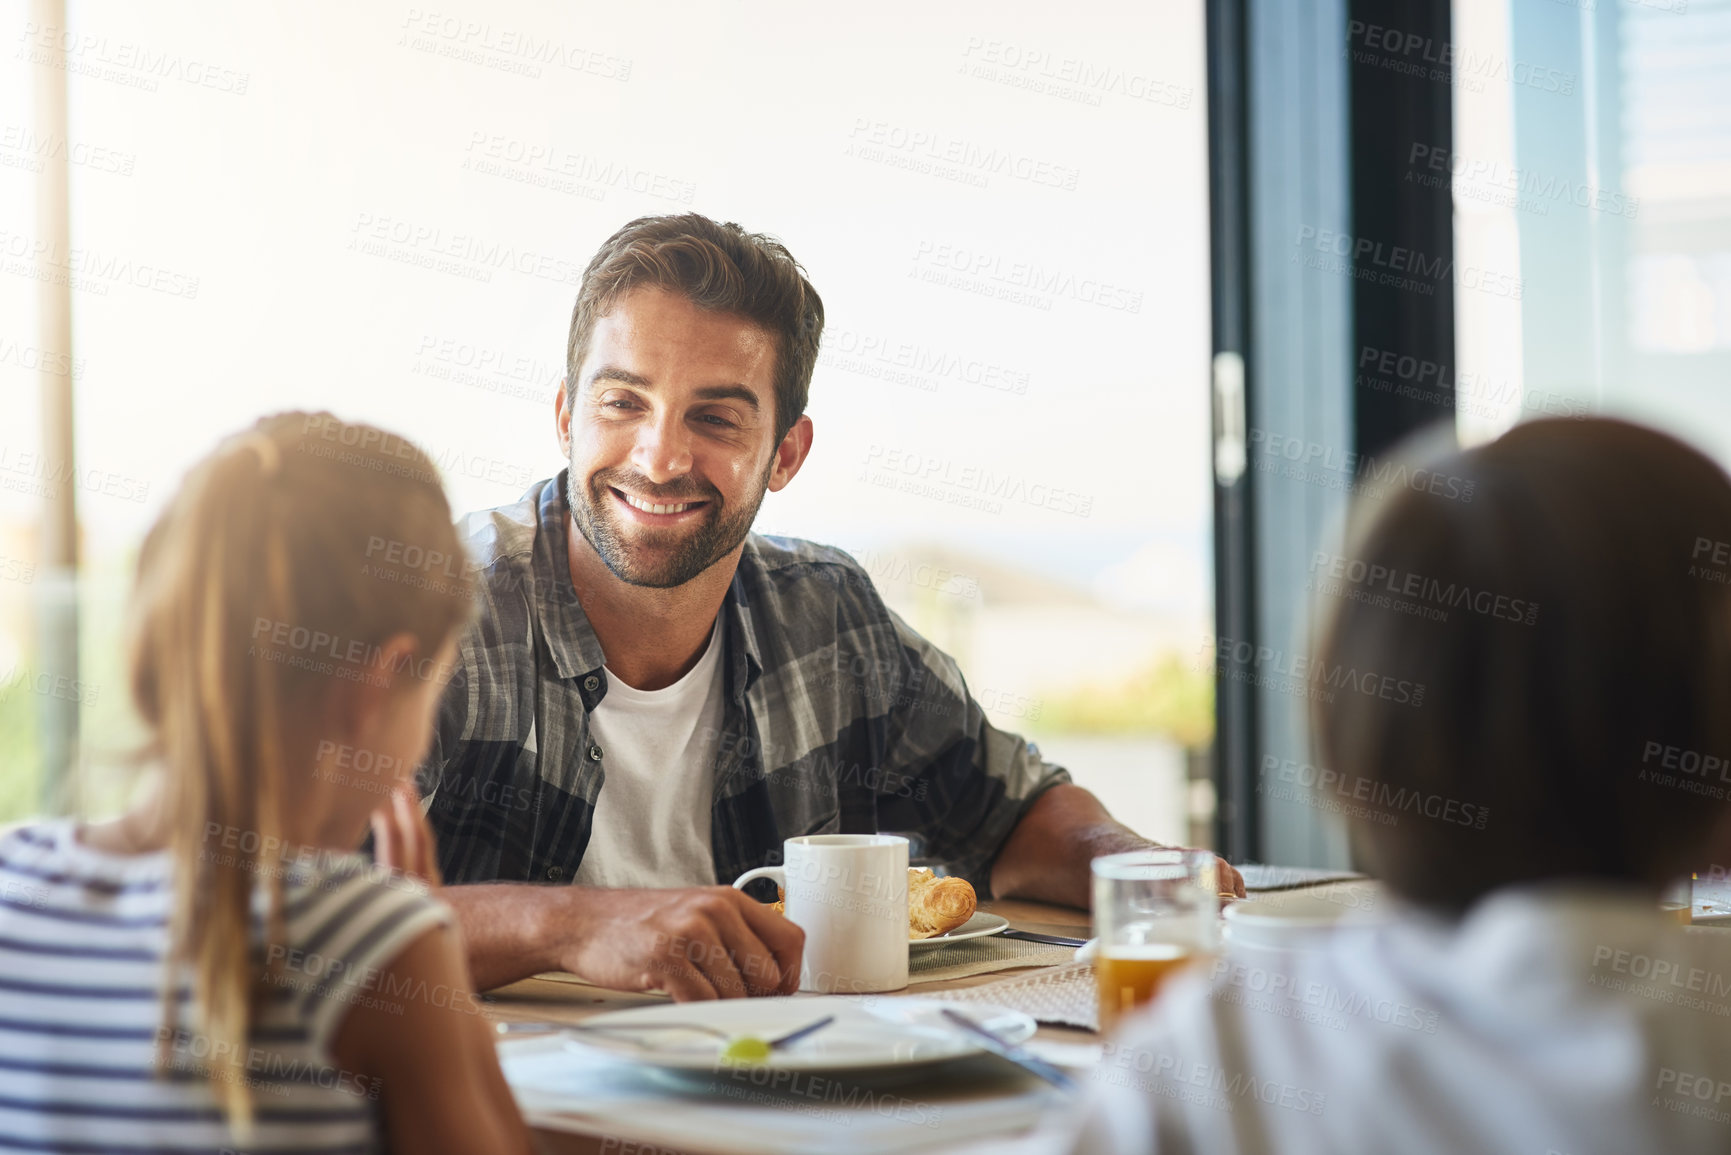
xmin=991 ymin=783 xmax=1247 ymax=907
xmin=1213 ymin=856 xmax=1247 ymax=900
xmin=553 ymin=886 xmax=805 ymax=1001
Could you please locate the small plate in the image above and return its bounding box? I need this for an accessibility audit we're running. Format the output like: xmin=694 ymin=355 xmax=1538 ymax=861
xmin=909 ymin=911 xmax=1011 ymax=950
xmin=559 ymin=995 xmax=1036 ymax=1073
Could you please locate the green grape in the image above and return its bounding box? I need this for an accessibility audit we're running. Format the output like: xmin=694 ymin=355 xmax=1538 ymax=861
xmin=720 ymin=1035 xmax=772 ymax=1064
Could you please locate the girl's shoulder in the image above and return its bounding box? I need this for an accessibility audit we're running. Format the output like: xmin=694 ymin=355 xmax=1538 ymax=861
xmin=267 ymin=849 xmax=456 ymax=1051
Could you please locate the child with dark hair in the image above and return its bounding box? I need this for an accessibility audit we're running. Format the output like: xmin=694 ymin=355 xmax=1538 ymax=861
xmin=1048 ymin=418 xmax=1731 ymax=1154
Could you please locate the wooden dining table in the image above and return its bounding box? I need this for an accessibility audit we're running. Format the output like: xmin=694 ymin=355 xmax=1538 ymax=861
xmin=482 ymin=897 xmax=1096 ymax=1155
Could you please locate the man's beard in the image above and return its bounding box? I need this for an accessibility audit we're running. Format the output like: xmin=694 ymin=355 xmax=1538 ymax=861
xmin=567 ymin=460 xmax=771 ymax=589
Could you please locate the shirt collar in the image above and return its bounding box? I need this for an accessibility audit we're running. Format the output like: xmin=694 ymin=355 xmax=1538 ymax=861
xmin=535 ymin=469 xmax=764 ymax=706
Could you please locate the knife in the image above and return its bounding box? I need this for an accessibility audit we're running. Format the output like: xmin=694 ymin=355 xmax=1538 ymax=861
xmin=940 ymin=1008 xmax=1079 ymax=1092
xmin=1000 ymin=929 xmax=1090 ymax=948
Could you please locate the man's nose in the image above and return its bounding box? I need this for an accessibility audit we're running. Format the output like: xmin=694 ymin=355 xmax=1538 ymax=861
xmin=631 ymin=410 xmax=694 ymax=483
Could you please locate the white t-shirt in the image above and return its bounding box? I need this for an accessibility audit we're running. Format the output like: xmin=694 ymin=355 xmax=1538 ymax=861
xmin=574 ymin=619 xmax=724 ymax=888
xmin=1024 ymin=885 xmax=1731 ymax=1155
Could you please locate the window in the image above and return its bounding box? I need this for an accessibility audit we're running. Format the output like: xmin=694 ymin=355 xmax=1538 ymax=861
xmin=0 ymin=2 xmax=1216 ymax=847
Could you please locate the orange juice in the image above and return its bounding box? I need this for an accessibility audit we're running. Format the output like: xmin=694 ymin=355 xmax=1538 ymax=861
xmin=1095 ymin=943 xmax=1203 ymax=1031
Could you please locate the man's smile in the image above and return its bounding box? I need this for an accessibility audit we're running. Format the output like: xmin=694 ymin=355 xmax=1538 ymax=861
xmin=609 ymin=485 xmax=712 ymax=524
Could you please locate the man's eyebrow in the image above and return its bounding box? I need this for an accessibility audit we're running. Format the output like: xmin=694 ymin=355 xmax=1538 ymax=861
xmin=588 ymin=366 xmax=652 ymax=388
xmin=586 ymin=369 xmax=760 ymax=412
xmin=693 ymin=384 xmax=761 ymax=412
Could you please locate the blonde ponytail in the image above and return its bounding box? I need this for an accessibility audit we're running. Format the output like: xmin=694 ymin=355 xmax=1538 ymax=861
xmin=129 ymin=413 xmax=473 ymax=1140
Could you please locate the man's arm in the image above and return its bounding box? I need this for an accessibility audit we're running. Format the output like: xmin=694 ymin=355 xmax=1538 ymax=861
xmin=436 ymin=884 xmax=568 ymax=992
xmin=989 ymin=782 xmax=1246 ymax=909
xmin=438 ymin=882 xmax=806 ymax=998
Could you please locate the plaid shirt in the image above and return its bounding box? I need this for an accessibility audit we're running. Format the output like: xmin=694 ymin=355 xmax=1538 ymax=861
xmin=420 ymin=471 xmax=1070 ymax=894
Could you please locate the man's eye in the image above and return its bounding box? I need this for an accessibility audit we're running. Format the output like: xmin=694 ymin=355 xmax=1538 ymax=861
xmin=698 ymin=413 xmax=736 ymax=428
xmin=603 ymin=399 xmax=637 ymax=411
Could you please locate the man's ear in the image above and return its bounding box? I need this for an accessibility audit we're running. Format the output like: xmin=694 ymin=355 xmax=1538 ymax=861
xmin=767 ymin=415 xmax=814 ymax=494
xmin=555 ymin=378 xmax=573 ymax=454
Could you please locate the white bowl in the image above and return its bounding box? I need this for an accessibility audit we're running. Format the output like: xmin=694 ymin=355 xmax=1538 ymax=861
xmin=1222 ymin=893 xmax=1367 ymax=952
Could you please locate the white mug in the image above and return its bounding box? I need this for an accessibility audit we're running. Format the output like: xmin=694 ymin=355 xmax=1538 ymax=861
xmin=733 ymin=834 xmax=909 ymax=993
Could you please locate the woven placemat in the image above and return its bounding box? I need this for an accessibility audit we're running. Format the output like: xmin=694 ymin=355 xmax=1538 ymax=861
xmin=936 ymin=960 xmax=1099 ymax=1030
xmin=906 ymin=935 xmax=1077 ymax=985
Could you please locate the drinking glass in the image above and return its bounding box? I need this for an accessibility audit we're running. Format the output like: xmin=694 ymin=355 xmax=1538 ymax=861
xmin=1093 ymin=849 xmax=1219 ymax=1031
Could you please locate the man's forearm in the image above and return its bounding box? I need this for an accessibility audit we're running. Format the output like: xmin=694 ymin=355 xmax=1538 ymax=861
xmin=988 ymin=783 xmax=1157 ymax=908
xmin=438 ymin=883 xmax=570 ymax=991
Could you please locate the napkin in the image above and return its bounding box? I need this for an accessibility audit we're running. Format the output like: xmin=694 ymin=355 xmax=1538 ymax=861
xmin=908 ymin=936 xmax=1077 ymax=985
xmin=934 ymin=961 xmax=1099 ymax=1030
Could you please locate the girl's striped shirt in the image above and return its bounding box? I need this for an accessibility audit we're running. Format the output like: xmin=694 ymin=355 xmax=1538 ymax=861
xmin=0 ymin=819 xmax=453 ymax=1154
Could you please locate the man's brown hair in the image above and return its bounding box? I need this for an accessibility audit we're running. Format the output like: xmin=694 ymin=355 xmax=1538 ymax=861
xmin=1314 ymin=417 xmax=1731 ymax=914
xmin=565 ymin=213 xmax=825 ymax=444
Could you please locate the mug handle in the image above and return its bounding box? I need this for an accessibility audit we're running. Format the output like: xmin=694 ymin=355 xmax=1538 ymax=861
xmin=732 ymin=866 xmax=785 ymax=895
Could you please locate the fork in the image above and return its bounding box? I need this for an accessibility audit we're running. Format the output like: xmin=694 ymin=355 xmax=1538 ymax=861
xmin=502 ymin=1014 xmax=835 ymax=1052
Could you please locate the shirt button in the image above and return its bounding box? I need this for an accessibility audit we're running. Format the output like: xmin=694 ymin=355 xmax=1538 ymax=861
xmin=545 ymin=866 xmax=564 ymax=882
xmin=583 ymin=675 xmax=600 ymax=692
xmin=587 ymin=744 xmax=603 ymax=762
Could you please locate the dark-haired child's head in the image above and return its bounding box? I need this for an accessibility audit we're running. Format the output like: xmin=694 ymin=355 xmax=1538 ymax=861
xmin=1316 ymin=417 xmax=1731 ymax=914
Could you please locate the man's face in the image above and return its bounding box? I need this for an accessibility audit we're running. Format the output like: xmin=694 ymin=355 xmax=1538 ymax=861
xmin=557 ymin=286 xmax=810 ymax=588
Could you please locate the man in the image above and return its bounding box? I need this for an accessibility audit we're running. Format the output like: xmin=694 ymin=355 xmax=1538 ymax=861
xmin=421 ymin=213 xmax=1244 ymax=998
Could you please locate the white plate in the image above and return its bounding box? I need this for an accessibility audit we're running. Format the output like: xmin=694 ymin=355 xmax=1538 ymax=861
xmin=909 ymin=911 xmax=1010 ymax=950
xmin=559 ymin=995 xmax=1035 ymax=1073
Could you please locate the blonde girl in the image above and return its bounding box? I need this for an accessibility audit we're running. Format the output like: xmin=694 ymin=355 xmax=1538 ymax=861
xmin=0 ymin=413 xmax=532 ymax=1153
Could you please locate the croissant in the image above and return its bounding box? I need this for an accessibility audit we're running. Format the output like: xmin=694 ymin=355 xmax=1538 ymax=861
xmin=769 ymin=867 xmax=977 ymax=939
xmin=907 ymin=867 xmax=977 ymax=938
